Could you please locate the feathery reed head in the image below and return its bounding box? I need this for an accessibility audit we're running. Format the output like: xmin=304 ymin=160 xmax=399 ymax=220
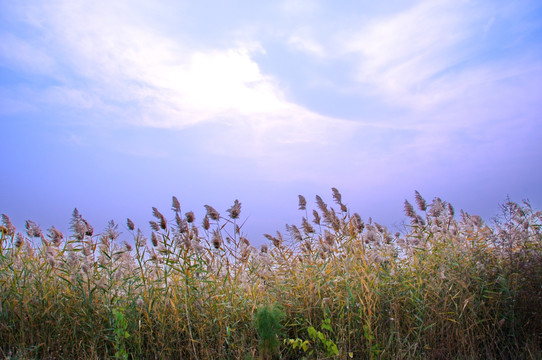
xmin=204 ymin=205 xmax=220 ymax=221
xmin=185 ymin=211 xmax=195 ymax=223
xmin=126 ymin=218 xmax=135 ymax=231
xmin=149 ymin=221 xmax=160 ymax=232
xmin=332 ymin=187 xmax=342 ymax=205
xmin=414 ymin=190 xmax=427 ymax=211
xmin=298 ymin=195 xmax=307 ymax=210
xmin=47 ymin=226 xmax=63 ymax=246
xmin=301 ymin=217 xmax=315 ymax=234
xmin=202 ymin=215 xmax=210 ymax=230
xmin=404 ymin=200 xmax=416 ymax=219
xmin=211 ymin=229 xmax=222 ymax=249
xmin=82 ymin=219 xmax=94 ymax=236
xmin=171 ymin=196 xmax=181 ymax=213
xmin=312 ymin=209 xmax=321 ymax=225
xmin=151 ymin=232 xmax=159 ymax=247
xmin=15 ymin=233 xmax=24 ymax=248
xmin=315 ymin=195 xmax=328 ymax=214
xmin=1 ymin=214 xmax=15 ymax=236
xmin=152 ymin=207 xmax=167 ymax=230
xmin=226 ymin=200 xmax=241 ymax=219
xmin=25 ymin=220 xmax=42 ymax=238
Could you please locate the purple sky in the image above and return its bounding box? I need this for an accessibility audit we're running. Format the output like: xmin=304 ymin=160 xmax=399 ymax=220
xmin=1 ymin=0 xmax=542 ymax=243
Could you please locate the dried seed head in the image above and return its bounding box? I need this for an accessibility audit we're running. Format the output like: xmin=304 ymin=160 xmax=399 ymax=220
xmin=287 ymin=224 xmax=303 ymax=242
xmin=240 ymin=237 xmax=250 ymax=247
xmin=82 ymin=219 xmax=94 ymax=236
xmin=414 ymin=190 xmax=427 ymax=211
xmin=15 ymin=233 xmax=25 ymax=248
xmin=73 ymin=221 xmax=86 ymax=240
xmin=71 ymin=208 xmax=81 ymax=221
xmin=151 ymin=232 xmax=159 ymax=247
xmin=175 ymin=212 xmax=182 ymax=227
xmin=331 ymin=187 xmax=342 ymax=205
xmin=1 ymin=214 xmax=15 ymax=236
xmin=25 ymin=220 xmax=42 ymax=238
xmin=81 ymin=264 xmax=89 ymax=274
xmin=447 ymin=203 xmax=455 ymax=217
xmin=315 ymin=195 xmax=328 ymax=215
xmin=428 ymin=197 xmax=444 ymax=218
xmin=324 ymin=230 xmax=335 ymax=247
xmin=104 ymin=220 xmax=119 ymax=241
xmin=404 ymin=200 xmax=416 ymax=218
xmin=260 ymin=244 xmax=268 ymax=253
xmin=191 ymin=226 xmax=199 ymax=238
xmin=185 ymin=211 xmax=195 ymax=223
xmin=302 ymin=217 xmax=315 ymax=234
xmin=471 ymin=215 xmax=483 ymax=228
xmin=135 ymin=229 xmax=147 ymax=248
xmin=172 ymin=196 xmax=181 ymax=212
xmin=152 ymin=207 xmax=167 ymax=230
xmin=47 ymin=226 xmax=64 ymax=246
xmin=298 ymin=195 xmax=307 ymax=210
xmin=126 ymin=218 xmax=135 ymax=231
xmin=326 ymin=208 xmax=341 ymax=232
xmin=264 ymin=233 xmax=276 ymax=243
xmin=351 ymin=213 xmax=364 ymax=233
xmin=202 ymin=216 xmax=210 ymax=230
xmin=149 ymin=221 xmax=160 ymax=232
xmin=241 ymin=246 xmax=250 ymax=260
xmin=211 ymin=229 xmax=222 ymax=249
xmin=82 ymin=243 xmax=92 ymax=256
xmin=275 ymin=231 xmax=284 ymax=247
xmin=204 ymin=205 xmax=220 ymax=221
xmin=226 ymin=200 xmax=241 ymax=219
xmin=264 ymin=233 xmax=283 ymax=248
xmin=124 ymin=241 xmax=133 ymax=252
xmin=177 ymin=218 xmax=188 ymax=233
xmin=312 ymin=210 xmax=321 ymax=225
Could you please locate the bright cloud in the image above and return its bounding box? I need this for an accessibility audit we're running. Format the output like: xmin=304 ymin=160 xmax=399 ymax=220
xmin=0 ymin=0 xmax=359 ymax=165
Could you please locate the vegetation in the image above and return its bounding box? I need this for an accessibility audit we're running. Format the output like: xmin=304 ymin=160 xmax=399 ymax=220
xmin=1 ymin=189 xmax=541 ymax=359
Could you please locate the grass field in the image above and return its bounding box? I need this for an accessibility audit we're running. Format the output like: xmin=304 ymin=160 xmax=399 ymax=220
xmin=1 ymin=189 xmax=541 ymax=359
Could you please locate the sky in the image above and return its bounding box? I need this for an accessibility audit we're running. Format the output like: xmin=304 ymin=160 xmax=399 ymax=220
xmin=1 ymin=0 xmax=542 ymax=243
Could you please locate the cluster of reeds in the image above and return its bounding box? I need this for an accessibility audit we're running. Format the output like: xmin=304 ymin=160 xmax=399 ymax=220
xmin=1 ymin=189 xmax=541 ymax=359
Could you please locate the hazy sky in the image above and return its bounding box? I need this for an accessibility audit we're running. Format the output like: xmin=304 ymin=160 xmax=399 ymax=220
xmin=1 ymin=0 xmax=541 ymax=242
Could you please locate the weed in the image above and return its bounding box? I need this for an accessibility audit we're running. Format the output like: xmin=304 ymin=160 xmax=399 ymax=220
xmin=0 ymin=191 xmax=541 ymax=359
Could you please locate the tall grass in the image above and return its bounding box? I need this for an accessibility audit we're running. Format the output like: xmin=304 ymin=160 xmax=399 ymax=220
xmin=1 ymin=190 xmax=541 ymax=359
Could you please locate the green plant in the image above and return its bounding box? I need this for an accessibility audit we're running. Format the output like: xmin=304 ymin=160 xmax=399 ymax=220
xmin=363 ymin=323 xmax=382 ymax=359
xmin=285 ymin=318 xmax=339 ymax=358
xmin=254 ymin=304 xmax=285 ymax=359
xmin=112 ymin=307 xmax=130 ymax=360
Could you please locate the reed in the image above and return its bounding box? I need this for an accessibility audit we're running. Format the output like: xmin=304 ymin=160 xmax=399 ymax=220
xmin=0 ymin=191 xmax=541 ymax=359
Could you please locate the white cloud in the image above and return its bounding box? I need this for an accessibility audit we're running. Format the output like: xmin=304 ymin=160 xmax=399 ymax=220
xmin=287 ymin=28 xmax=326 ymax=58
xmin=280 ymin=0 xmax=319 ymax=16
xmin=337 ymin=0 xmax=486 ymax=110
xmin=1 ymin=0 xmax=362 ymax=179
xmin=0 ymin=33 xmax=56 ymax=74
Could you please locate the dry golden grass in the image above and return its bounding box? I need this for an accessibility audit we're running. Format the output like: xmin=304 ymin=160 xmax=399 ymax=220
xmin=0 ymin=190 xmax=541 ymax=359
